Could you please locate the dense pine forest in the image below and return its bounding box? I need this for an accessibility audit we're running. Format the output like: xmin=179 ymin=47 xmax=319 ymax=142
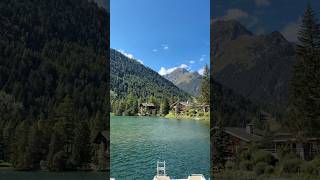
xmin=0 ymin=0 xmax=109 ymax=171
xmin=211 ymin=81 xmax=261 ymax=127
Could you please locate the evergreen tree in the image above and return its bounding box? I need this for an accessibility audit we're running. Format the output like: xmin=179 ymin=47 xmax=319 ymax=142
xmin=91 ymin=111 xmax=103 ymax=142
xmin=11 ymin=121 xmax=30 ymax=170
xmin=160 ymin=98 xmax=170 ymax=116
xmin=55 ymin=96 xmax=75 ymax=154
xmin=175 ymin=101 xmax=181 ymax=115
xmin=199 ymin=64 xmax=210 ymax=105
xmin=25 ymin=124 xmax=45 ymax=170
xmin=287 ymin=5 xmax=320 ymax=138
xmin=47 ymin=122 xmax=67 ymax=170
xmin=212 ymin=112 xmax=227 ymax=171
xmin=71 ymin=120 xmax=91 ymax=167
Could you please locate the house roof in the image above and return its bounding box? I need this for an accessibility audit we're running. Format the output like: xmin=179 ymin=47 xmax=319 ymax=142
xmin=140 ymin=103 xmax=155 ymax=107
xmin=224 ymin=127 xmax=261 ymax=142
xmin=180 ymin=102 xmax=191 ymax=106
xmin=271 ymin=132 xmax=320 ymax=142
xmin=101 ymin=131 xmax=108 ymax=139
xmin=94 ymin=130 xmax=109 ymax=144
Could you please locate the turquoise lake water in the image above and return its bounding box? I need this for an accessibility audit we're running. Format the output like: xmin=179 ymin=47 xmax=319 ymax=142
xmin=110 ymin=116 xmax=210 ymax=179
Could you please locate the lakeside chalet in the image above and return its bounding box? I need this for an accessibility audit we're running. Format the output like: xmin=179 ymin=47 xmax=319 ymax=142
xmin=139 ymin=103 xmax=157 ymax=115
xmin=171 ymin=101 xmax=209 ymax=113
xmin=213 ymin=124 xmax=320 ymax=160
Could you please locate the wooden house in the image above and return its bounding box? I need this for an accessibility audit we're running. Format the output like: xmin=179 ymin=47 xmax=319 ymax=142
xmin=267 ymin=133 xmax=320 ymax=160
xmin=171 ymin=101 xmax=209 ymax=114
xmin=213 ymin=124 xmax=320 ymax=160
xmin=93 ymin=131 xmax=109 ymax=171
xmin=212 ymin=124 xmax=261 ymax=160
xmin=139 ymin=103 xmax=157 ymax=115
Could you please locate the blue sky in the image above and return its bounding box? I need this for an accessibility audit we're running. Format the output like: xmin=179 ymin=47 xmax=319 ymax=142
xmin=111 ymin=0 xmax=210 ymax=75
xmin=212 ymin=0 xmax=320 ymax=42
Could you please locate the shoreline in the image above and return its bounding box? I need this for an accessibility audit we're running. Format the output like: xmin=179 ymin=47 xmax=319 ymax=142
xmin=111 ymin=113 xmax=210 ymax=121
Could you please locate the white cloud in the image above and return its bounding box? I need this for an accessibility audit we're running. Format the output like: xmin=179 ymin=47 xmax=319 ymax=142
xmin=152 ymin=49 xmax=158 ymax=52
xmin=158 ymin=64 xmax=189 ymax=76
xmin=218 ymin=8 xmax=259 ymax=28
xmin=189 ymin=60 xmax=195 ymax=64
xmin=198 ymin=67 xmax=205 ymax=76
xmin=282 ymin=17 xmax=301 ymax=42
xmin=221 ymin=8 xmax=249 ymax=21
xmin=254 ymin=0 xmax=270 ymax=7
xmin=117 ymin=49 xmax=134 ymax=59
xmin=137 ymin=59 xmax=144 ymax=64
xmin=199 ymin=55 xmax=206 ymax=62
xmin=117 ymin=49 xmax=143 ymax=64
xmin=161 ymin=44 xmax=169 ymax=50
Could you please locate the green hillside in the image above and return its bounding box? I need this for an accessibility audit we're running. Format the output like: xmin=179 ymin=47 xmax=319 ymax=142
xmin=110 ymin=48 xmax=190 ymax=101
xmin=0 ymin=0 xmax=109 ymax=171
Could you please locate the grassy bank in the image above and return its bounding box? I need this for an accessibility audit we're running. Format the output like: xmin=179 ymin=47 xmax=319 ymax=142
xmin=165 ymin=111 xmax=209 ymax=121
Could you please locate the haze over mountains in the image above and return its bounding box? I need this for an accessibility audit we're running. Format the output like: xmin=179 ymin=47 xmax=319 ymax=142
xmin=164 ymin=68 xmax=202 ymax=96
xmin=212 ymin=19 xmax=297 ymax=108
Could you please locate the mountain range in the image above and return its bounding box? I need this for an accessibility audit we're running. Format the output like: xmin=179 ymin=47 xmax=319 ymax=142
xmin=212 ymin=20 xmax=297 ymax=109
xmin=164 ymin=68 xmax=202 ymax=96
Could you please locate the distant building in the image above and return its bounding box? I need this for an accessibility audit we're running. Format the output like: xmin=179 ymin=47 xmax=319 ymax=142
xmin=139 ymin=103 xmax=157 ymax=115
xmin=171 ymin=101 xmax=209 ymax=114
xmin=213 ymin=124 xmax=320 ymax=160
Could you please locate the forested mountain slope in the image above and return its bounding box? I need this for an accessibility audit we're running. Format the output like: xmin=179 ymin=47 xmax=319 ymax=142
xmin=110 ymin=49 xmax=190 ymax=101
xmin=0 ymin=0 xmax=109 ymax=170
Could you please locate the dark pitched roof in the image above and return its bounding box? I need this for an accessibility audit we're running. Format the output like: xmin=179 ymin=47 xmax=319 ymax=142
xmin=94 ymin=130 xmax=109 ymax=144
xmin=224 ymin=127 xmax=261 ymax=142
xmin=101 ymin=131 xmax=108 ymax=139
xmin=140 ymin=103 xmax=155 ymax=107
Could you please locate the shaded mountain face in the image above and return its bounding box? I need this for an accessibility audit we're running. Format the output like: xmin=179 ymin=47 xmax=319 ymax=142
xmin=212 ymin=20 xmax=296 ymax=108
xmin=110 ymin=49 xmax=189 ymax=100
xmin=211 ymin=20 xmax=252 ymax=57
xmin=164 ymin=68 xmax=202 ymax=96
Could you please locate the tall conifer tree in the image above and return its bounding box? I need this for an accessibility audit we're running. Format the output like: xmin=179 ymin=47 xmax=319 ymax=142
xmin=287 ymin=4 xmax=320 ymax=138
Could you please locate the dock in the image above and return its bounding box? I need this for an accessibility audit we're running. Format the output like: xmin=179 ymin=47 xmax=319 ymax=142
xmin=110 ymin=161 xmax=207 ymax=180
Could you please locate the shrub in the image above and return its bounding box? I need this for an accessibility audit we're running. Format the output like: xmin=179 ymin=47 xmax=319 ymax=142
xmin=252 ymin=149 xmax=274 ymax=165
xmin=254 ymin=162 xmax=268 ymax=175
xmin=225 ymin=161 xmax=236 ymax=170
xmin=51 ymin=151 xmax=67 ymax=171
xmin=264 ymin=165 xmax=274 ymax=174
xmin=311 ymin=155 xmax=320 ymax=167
xmin=240 ymin=160 xmax=253 ymax=171
xmin=280 ymin=158 xmax=302 ymax=173
xmin=189 ymin=109 xmax=196 ymax=115
xmin=223 ymin=170 xmax=257 ymax=180
xmin=301 ymin=161 xmax=319 ymax=175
